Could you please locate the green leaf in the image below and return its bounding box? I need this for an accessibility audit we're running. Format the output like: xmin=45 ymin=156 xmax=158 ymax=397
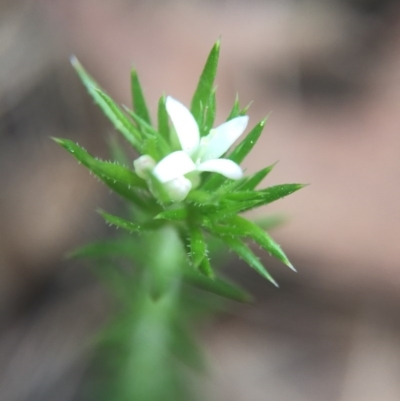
xmin=94 ymin=89 xmax=144 ymax=150
xmin=228 ymin=116 xmax=269 ymax=164
xmin=198 ymin=256 xmax=214 ymax=278
xmin=202 ymin=88 xmax=217 ymax=136
xmin=157 ymin=94 xmax=171 ymax=142
xmin=183 ymin=268 xmax=252 ymax=303
xmin=67 ymin=239 xmax=137 ymax=260
xmin=227 ymin=94 xmax=240 ymax=120
xmin=253 ymin=214 xmax=287 ymax=231
xmin=240 ymin=163 xmax=277 ymax=191
xmin=53 ymin=138 xmax=146 ymax=188
xmin=205 ymin=200 xmax=260 ymax=221
xmin=171 ymin=323 xmax=206 ymax=372
xmin=188 ymin=225 xmax=207 ymax=269
xmin=131 ymin=68 xmax=152 ymax=125
xmin=108 ymin=135 xmax=130 ymax=166
xmin=100 ymin=177 xmax=149 ymax=209
xmin=155 ymin=208 xmax=188 ymax=221
xmin=191 ymin=40 xmax=220 ymax=124
xmin=216 ymin=235 xmax=278 ymax=287
xmin=224 ymin=216 xmax=295 ymax=271
xmin=98 ymin=209 xmax=142 ymax=233
xmin=186 ymin=190 xmax=219 ymax=205
xmin=70 ymin=57 xmax=142 ymax=150
xmin=226 ymin=183 xmax=305 ymax=207
xmin=124 ymin=107 xmax=170 ymax=158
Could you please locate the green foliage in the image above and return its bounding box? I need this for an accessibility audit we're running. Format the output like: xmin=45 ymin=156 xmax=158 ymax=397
xmin=60 ymin=42 xmax=305 ymax=401
xmin=131 ymin=68 xmax=152 ymax=126
xmin=190 ymin=40 xmax=220 ymax=125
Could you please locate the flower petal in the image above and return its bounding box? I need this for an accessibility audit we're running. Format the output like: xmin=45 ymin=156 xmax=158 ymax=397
xmin=200 ymin=115 xmax=249 ymax=161
xmin=163 ymin=176 xmax=192 ymax=202
xmin=133 ymin=155 xmax=156 ymax=179
xmin=197 ymin=159 xmax=243 ymax=180
xmin=166 ymin=96 xmax=200 ymax=156
xmin=153 ymin=151 xmax=196 ymax=183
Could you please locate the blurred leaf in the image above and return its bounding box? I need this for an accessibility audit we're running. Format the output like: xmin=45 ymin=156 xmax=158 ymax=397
xmin=108 ymin=135 xmax=130 ymax=166
xmin=53 ymin=138 xmax=146 ymax=187
xmin=253 ymin=214 xmax=287 ymax=231
xmin=191 ymin=40 xmax=220 ymax=125
xmin=70 ymin=58 xmax=142 ymax=150
xmin=124 ymin=107 xmax=170 ymax=158
xmin=239 ymin=163 xmax=277 ymax=191
xmin=155 ymin=208 xmax=188 ymax=221
xmin=131 ymin=68 xmax=152 ymax=126
xmin=183 ymin=268 xmax=252 ymax=303
xmin=216 ymin=235 xmax=278 ymax=286
xmin=227 ymin=94 xmax=240 ymax=120
xmin=94 ymin=89 xmax=144 ymax=151
xmin=171 ymin=323 xmax=206 ymax=372
xmin=98 ymin=209 xmax=142 ymax=233
xmin=201 ymin=88 xmax=217 ymax=136
xmin=224 ymin=183 xmax=304 ymax=203
xmin=198 ymin=256 xmax=214 ymax=279
xmin=157 ymin=94 xmax=171 ymax=142
xmin=67 ymin=238 xmax=138 ymax=260
xmin=224 ymin=216 xmax=295 ymax=271
xmin=189 ymin=225 xmax=207 ymax=269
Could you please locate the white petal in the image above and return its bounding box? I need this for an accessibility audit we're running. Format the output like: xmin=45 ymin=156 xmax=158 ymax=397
xmin=200 ymin=115 xmax=249 ymax=161
xmin=166 ymin=96 xmax=200 ymax=156
xmin=197 ymin=159 xmax=243 ymax=180
xmin=163 ymin=176 xmax=192 ymax=202
xmin=152 ymin=151 xmax=196 ymax=183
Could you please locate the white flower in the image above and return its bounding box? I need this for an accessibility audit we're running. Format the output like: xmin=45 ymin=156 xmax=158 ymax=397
xmin=152 ymin=96 xmax=248 ymax=200
xmin=133 ymin=155 xmax=156 ymax=179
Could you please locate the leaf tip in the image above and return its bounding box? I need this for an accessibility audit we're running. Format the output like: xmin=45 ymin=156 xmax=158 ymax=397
xmin=69 ymin=55 xmax=79 ymax=67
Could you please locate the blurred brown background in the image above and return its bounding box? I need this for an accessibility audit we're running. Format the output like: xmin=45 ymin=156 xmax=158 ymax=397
xmin=1 ymin=0 xmax=400 ymax=400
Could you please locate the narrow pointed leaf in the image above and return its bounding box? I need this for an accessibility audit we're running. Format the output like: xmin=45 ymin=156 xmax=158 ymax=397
xmin=171 ymin=323 xmax=207 ymax=371
xmin=53 ymin=138 xmax=146 ymax=188
xmin=225 ymin=216 xmax=295 ymax=271
xmin=101 ymin=177 xmax=148 ymax=209
xmin=131 ymin=68 xmax=152 ymax=125
xmin=240 ymin=163 xmax=277 ymax=191
xmin=254 ymin=183 xmax=306 ymax=203
xmin=108 ymin=135 xmax=130 ymax=166
xmin=191 ymin=40 xmax=220 ymax=123
xmin=253 ymin=215 xmax=287 ymax=231
xmin=183 ymin=268 xmax=252 ymax=303
xmin=71 ymin=58 xmax=142 ymax=150
xmin=198 ymin=256 xmax=214 ymax=278
xmin=228 ymin=116 xmax=268 ymax=164
xmin=224 ymin=184 xmax=305 ymax=205
xmin=201 ymin=88 xmax=217 ymax=136
xmin=216 ymin=235 xmax=278 ymax=286
xmin=125 ymin=107 xmax=170 ymax=158
xmin=94 ymin=89 xmax=143 ymax=150
xmin=155 ymin=208 xmax=188 ymax=221
xmin=189 ymin=225 xmax=207 ymax=269
xmin=227 ymin=95 xmax=240 ymax=121
xmin=157 ymin=94 xmax=171 ymax=141
xmin=67 ymin=239 xmax=138 ymax=260
xmin=206 ymin=200 xmax=260 ymax=221
xmin=98 ymin=209 xmax=142 ymax=233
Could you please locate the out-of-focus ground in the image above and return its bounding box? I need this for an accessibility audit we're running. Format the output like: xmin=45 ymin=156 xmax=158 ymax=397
xmin=1 ymin=0 xmax=400 ymax=400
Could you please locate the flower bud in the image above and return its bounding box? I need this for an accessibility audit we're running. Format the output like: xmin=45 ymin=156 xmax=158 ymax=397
xmin=163 ymin=176 xmax=192 ymax=202
xmin=133 ymin=155 xmax=156 ymax=179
